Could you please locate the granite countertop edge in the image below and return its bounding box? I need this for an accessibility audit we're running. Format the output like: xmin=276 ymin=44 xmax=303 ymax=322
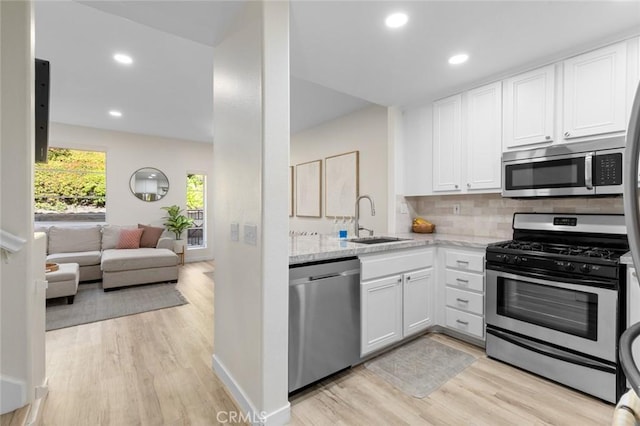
xmin=289 ymin=233 xmax=506 ymax=265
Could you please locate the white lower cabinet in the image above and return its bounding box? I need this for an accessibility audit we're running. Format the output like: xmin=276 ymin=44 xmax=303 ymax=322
xmin=360 ymin=248 xmax=433 ymax=356
xmin=361 ymin=275 xmax=403 ymax=354
xmin=403 ymin=268 xmax=434 ymax=336
xmin=441 ymin=248 xmax=486 ymax=340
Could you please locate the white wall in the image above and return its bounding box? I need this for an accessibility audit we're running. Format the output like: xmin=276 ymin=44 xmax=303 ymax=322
xmin=290 ymin=105 xmax=389 ymax=236
xmin=48 ymin=123 xmax=214 ymax=262
xmin=212 ymin=2 xmax=289 ymax=424
xmin=1 ymin=0 xmax=46 ymax=415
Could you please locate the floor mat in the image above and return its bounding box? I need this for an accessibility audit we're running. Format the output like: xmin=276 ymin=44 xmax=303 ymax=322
xmin=364 ymin=336 xmax=476 ymax=398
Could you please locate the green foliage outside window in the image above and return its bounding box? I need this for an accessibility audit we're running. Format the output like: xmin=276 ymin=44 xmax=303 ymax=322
xmin=186 ymin=174 xmax=204 ymax=209
xmin=34 ymin=148 xmax=106 ymax=214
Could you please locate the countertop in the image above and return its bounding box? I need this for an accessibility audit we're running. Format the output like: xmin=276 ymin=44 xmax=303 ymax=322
xmin=289 ymin=233 xmax=505 ymax=265
xmin=622 ymin=251 xmax=634 ymax=266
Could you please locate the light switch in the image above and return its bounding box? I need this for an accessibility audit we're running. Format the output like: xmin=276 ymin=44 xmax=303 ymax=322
xmin=230 ymin=223 xmax=239 ymax=241
xmin=244 ymin=224 xmax=257 ymax=245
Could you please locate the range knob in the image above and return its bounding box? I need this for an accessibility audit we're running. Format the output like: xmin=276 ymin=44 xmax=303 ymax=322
xmin=564 ymin=262 xmax=575 ymax=272
xmin=580 ymin=264 xmax=592 ymax=273
xmin=504 ymin=255 xmax=515 ymax=264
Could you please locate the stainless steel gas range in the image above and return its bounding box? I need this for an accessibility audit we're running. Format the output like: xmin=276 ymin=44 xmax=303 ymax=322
xmin=485 ymin=213 xmax=628 ymax=403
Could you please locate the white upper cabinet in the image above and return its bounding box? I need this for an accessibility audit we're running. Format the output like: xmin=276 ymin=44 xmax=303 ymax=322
xmin=466 ymin=82 xmax=502 ymax=190
xmin=433 ymin=94 xmax=462 ymax=192
xmin=563 ymin=42 xmax=627 ymax=140
xmin=503 ymin=65 xmax=555 ymax=150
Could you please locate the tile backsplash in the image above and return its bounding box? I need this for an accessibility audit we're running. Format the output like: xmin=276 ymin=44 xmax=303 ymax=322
xmin=401 ymin=193 xmax=624 ymax=240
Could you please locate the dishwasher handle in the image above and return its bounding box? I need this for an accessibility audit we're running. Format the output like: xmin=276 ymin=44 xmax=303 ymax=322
xmin=290 ymin=268 xmax=360 ymax=285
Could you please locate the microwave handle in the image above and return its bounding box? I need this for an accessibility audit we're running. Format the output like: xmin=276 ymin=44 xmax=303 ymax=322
xmin=585 ymin=153 xmax=593 ymax=190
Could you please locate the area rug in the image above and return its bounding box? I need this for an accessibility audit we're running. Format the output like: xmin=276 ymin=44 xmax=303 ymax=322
xmin=46 ymin=282 xmax=188 ymax=331
xmin=364 ymin=336 xmax=476 ymax=398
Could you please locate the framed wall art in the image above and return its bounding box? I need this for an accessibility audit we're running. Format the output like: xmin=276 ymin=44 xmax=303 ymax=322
xmin=295 ymin=160 xmax=322 ymax=217
xmin=325 ymin=151 xmax=359 ymax=217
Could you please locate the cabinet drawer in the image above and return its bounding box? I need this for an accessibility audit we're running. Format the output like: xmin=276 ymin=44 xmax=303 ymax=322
xmin=360 ymin=248 xmax=433 ymax=281
xmin=445 ymin=269 xmax=484 ymax=292
xmin=445 ymin=307 xmax=484 ymax=339
xmin=445 ymin=249 xmax=484 ymax=272
xmin=446 ymin=287 xmax=484 ymax=315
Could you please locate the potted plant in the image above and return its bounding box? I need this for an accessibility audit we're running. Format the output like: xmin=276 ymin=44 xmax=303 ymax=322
xmin=161 ymin=205 xmax=194 ymax=253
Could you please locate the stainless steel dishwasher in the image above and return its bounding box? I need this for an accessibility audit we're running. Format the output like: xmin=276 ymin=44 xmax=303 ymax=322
xmin=289 ymin=257 xmax=360 ymax=393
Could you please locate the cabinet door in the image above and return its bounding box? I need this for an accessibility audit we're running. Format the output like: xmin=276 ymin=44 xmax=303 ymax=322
xmin=563 ymin=42 xmax=627 ymax=139
xmin=433 ymin=94 xmax=462 ymax=192
xmin=503 ymin=65 xmax=555 ymax=149
xmin=466 ymin=82 xmax=502 ymax=191
xmin=361 ymin=275 xmax=403 ymax=356
xmin=402 ymin=268 xmax=433 ymax=336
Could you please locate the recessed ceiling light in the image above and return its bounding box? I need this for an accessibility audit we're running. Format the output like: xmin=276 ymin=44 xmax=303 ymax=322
xmin=448 ymin=53 xmax=469 ymax=65
xmin=113 ymin=53 xmax=133 ymax=65
xmin=109 ymin=110 xmax=122 ymax=117
xmin=385 ymin=12 xmax=408 ymax=28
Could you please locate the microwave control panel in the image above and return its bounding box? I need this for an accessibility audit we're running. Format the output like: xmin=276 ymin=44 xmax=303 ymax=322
xmin=594 ymin=153 xmax=622 ymax=186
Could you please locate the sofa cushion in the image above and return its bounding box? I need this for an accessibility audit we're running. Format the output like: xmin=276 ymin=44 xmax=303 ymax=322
xmin=116 ymin=228 xmax=143 ymax=249
xmin=101 ymin=248 xmax=178 ymax=272
xmin=49 ymin=226 xmax=101 ymax=254
xmin=101 ymin=225 xmax=136 ymax=250
xmin=47 ymin=251 xmax=101 ymax=267
xmin=138 ymin=224 xmax=165 ymax=248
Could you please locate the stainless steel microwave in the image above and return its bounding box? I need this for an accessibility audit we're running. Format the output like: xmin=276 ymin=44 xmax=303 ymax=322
xmin=502 ymin=137 xmax=625 ymax=198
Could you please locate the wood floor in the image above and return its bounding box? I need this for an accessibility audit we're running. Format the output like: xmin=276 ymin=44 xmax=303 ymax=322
xmin=2 ymin=261 xmax=614 ymax=425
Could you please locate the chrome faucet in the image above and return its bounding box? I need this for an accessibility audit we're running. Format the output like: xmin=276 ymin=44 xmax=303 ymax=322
xmin=355 ymin=195 xmax=376 ymax=237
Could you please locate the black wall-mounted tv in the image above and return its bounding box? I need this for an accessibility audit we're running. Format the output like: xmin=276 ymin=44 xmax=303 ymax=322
xmin=35 ymin=58 xmax=50 ymax=163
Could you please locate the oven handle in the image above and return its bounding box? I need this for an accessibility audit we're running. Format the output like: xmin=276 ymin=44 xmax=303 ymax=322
xmin=487 ymin=328 xmax=615 ymax=373
xmin=585 ymin=152 xmax=593 ymax=190
xmin=486 ymin=265 xmax=618 ymax=289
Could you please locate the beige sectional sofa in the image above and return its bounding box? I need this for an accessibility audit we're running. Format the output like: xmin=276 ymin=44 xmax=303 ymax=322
xmin=39 ymin=224 xmax=179 ymax=290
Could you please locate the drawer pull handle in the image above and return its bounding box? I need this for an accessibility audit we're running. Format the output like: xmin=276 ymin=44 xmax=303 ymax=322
xmin=633 ymin=271 xmax=637 ymax=278
xmin=456 ymin=278 xmax=469 ymax=283
xmin=456 ymin=298 xmax=469 ymax=303
xmin=456 ymin=319 xmax=469 ymax=326
xmin=457 ymin=260 xmax=469 ymax=265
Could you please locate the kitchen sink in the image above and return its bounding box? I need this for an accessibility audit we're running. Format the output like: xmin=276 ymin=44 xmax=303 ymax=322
xmin=348 ymin=236 xmax=411 ymax=245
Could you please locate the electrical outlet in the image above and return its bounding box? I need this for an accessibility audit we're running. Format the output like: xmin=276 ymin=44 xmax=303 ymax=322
xmin=400 ymin=202 xmax=409 ymax=214
xmin=453 ymin=204 xmax=461 ymax=215
xmin=244 ymin=224 xmax=257 ymax=246
xmin=230 ymin=223 xmax=239 ymax=241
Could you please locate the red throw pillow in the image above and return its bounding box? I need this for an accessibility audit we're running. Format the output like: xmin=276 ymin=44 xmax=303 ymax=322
xmin=138 ymin=224 xmax=164 ymax=248
xmin=116 ymin=228 xmax=144 ymax=249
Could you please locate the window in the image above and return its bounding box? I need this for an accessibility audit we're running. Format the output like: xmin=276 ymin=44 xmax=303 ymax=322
xmin=186 ymin=173 xmax=205 ymax=248
xmin=34 ymin=148 xmax=106 ymax=222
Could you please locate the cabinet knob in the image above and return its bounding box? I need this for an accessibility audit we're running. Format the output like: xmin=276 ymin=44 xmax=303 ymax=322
xmin=467 ymin=183 xmax=471 ymax=188
xmin=564 ymin=131 xmax=571 ymax=137
xmin=406 ymin=276 xmax=411 ymax=281
xmin=545 ymin=135 xmax=551 ymax=140
xmin=454 ymin=184 xmax=459 ymax=189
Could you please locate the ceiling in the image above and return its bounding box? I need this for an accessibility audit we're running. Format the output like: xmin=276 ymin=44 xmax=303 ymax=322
xmin=34 ymin=1 xmax=640 ymax=144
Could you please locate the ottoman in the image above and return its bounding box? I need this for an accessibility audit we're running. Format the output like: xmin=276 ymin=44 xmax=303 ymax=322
xmin=46 ymin=263 xmax=79 ymax=304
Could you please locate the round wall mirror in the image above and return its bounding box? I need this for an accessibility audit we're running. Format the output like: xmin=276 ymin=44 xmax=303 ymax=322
xmin=129 ymin=167 xmax=169 ymax=202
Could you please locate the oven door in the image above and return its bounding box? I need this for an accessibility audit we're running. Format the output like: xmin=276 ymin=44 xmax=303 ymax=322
xmin=486 ymin=269 xmax=618 ymax=362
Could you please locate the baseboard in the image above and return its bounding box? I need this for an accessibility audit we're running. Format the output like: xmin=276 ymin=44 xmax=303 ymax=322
xmin=212 ymin=354 xmax=290 ymax=426
xmin=185 ymin=254 xmax=214 ymax=263
xmin=430 ymin=325 xmax=486 ymax=349
xmin=25 ymin=378 xmax=48 ymax=426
